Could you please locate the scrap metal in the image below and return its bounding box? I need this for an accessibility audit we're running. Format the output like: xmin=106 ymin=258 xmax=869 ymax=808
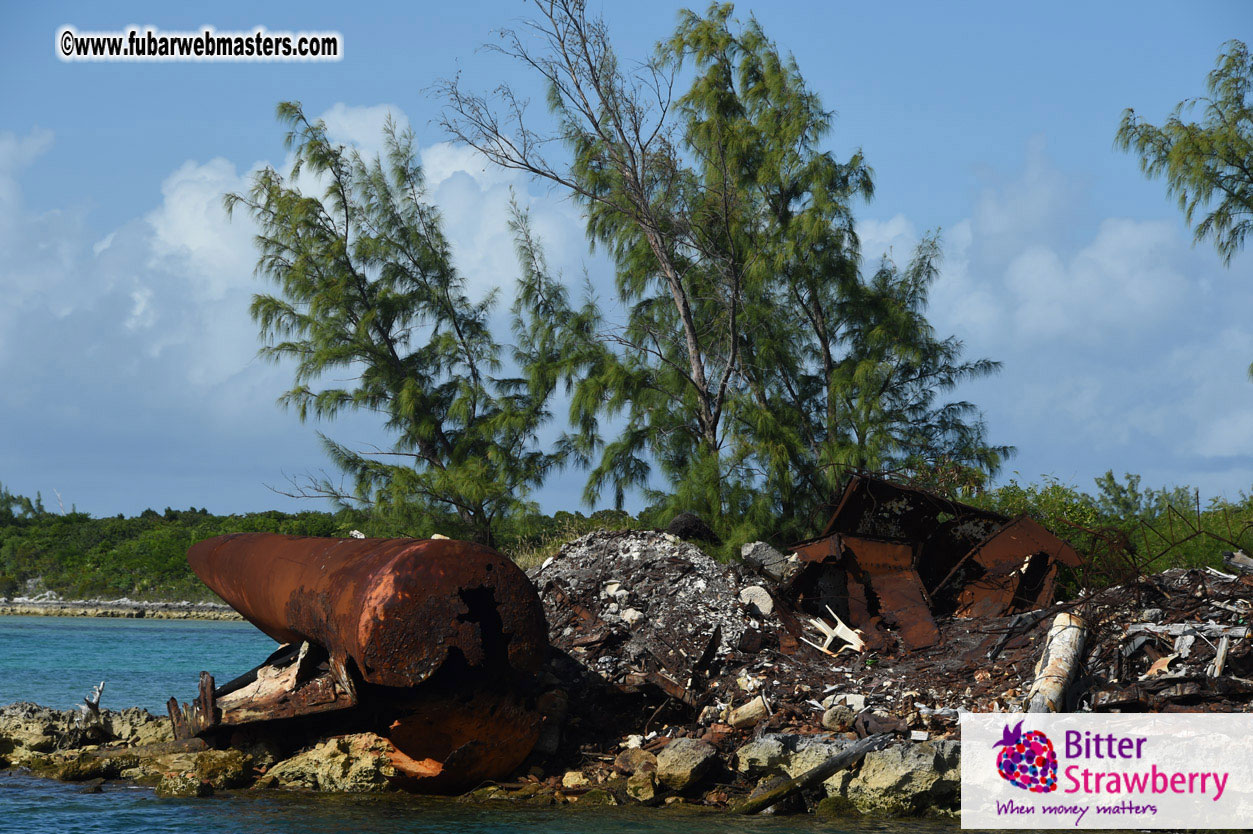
xmin=789 ymin=475 xmax=1081 ymax=651
xmin=167 ymin=532 xmax=549 ymax=792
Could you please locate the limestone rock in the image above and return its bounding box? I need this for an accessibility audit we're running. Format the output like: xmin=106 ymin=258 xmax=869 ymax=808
xmin=561 ymin=770 xmax=590 ymax=789
xmin=195 ymin=749 xmax=254 ymax=789
xmin=103 ymin=708 xmax=173 ymax=747
xmin=823 ymin=740 xmax=960 ymax=816
xmin=656 ymin=737 xmax=717 ymax=791
xmin=613 ymin=747 xmax=657 ymax=775
xmin=155 ymin=772 xmax=213 ymax=798
xmin=735 ymin=734 xmax=851 ymax=779
xmin=734 ymin=736 xmax=786 ymax=776
xmin=626 ymin=769 xmax=656 ymax=802
xmin=576 ymin=787 xmax=617 ymax=806
xmin=253 ymin=733 xmax=397 ymax=793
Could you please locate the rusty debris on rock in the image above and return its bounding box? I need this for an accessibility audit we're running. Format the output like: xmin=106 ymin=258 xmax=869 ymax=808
xmin=158 ymin=475 xmax=1253 ymax=805
xmin=789 ymin=475 xmax=1081 ymax=651
xmin=167 ymin=533 xmax=548 ymax=793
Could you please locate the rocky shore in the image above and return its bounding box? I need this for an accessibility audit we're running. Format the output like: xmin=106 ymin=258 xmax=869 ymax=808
xmin=0 ymin=596 xmax=242 ymax=620
xmin=0 ymin=701 xmax=960 ymax=816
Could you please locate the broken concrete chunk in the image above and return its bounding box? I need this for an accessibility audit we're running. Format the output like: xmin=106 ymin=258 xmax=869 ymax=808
xmin=821 ymin=693 xmax=866 ymax=712
xmin=741 ymin=542 xmax=794 ymax=582
xmin=738 ymin=586 xmax=774 ymax=618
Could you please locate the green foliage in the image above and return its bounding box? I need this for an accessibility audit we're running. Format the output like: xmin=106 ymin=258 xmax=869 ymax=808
xmin=226 ymin=103 xmax=562 ymax=545
xmin=0 ymin=480 xmax=641 ymax=601
xmin=975 ymin=471 xmax=1253 ymax=588
xmin=1115 ymin=39 xmax=1253 ymax=266
xmin=0 ymin=492 xmax=365 ymax=601
xmin=449 ymin=2 xmax=1008 ymax=549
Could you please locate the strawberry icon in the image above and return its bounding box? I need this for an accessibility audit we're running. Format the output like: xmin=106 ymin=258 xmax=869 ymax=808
xmin=994 ymin=720 xmax=1057 ymax=792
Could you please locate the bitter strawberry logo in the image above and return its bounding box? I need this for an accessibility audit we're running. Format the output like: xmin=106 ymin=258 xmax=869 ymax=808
xmin=994 ymin=720 xmax=1058 ymax=793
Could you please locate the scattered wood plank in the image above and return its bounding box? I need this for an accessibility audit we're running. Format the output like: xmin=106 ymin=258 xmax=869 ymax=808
xmin=731 ymin=733 xmax=892 ymax=815
xmin=1208 ymin=636 xmax=1231 ymax=678
xmin=1126 ymin=623 xmax=1250 ymax=639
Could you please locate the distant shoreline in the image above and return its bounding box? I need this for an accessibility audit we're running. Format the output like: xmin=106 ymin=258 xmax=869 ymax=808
xmin=0 ymin=598 xmax=243 ymax=621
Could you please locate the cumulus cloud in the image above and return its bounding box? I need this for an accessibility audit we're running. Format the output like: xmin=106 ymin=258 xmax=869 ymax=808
xmin=0 ymin=104 xmax=607 ymax=514
xmin=904 ymin=141 xmax=1253 ymax=500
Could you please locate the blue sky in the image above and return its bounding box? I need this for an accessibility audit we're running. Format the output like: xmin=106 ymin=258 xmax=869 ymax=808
xmin=1 ymin=1 xmax=1250 ymax=517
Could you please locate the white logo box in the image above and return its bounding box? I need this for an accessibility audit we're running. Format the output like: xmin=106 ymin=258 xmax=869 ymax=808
xmin=961 ymin=713 xmax=1253 ymax=829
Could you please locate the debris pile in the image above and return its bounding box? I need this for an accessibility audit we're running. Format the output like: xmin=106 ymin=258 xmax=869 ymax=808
xmin=789 ymin=475 xmax=1081 ymax=651
xmin=531 ymin=530 xmax=766 ymax=706
xmin=1077 ymin=566 xmax=1253 ymax=712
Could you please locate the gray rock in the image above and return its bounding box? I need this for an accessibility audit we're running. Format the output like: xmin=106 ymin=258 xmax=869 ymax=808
xmin=734 ymin=736 xmax=787 ymax=776
xmin=821 ymin=705 xmax=855 ymax=732
xmin=824 ymin=740 xmax=960 ymax=816
xmin=626 ymin=769 xmax=656 ymax=802
xmin=735 ymin=733 xmax=852 ymax=779
xmin=740 ymin=542 xmax=794 ymax=582
xmin=656 ymin=737 xmax=717 ymax=791
xmin=613 ymin=747 xmax=657 ymax=775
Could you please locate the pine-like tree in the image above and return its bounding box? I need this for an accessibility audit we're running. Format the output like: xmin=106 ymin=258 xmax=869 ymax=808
xmin=441 ymin=2 xmax=1007 ymax=539
xmin=226 ymin=103 xmax=561 ymax=544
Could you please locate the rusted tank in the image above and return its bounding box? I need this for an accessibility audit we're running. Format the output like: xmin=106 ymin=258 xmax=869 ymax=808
xmin=170 ymin=533 xmax=549 ymax=792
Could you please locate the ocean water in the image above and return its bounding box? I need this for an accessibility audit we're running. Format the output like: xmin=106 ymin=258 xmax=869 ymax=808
xmin=0 ymin=616 xmax=952 ymax=834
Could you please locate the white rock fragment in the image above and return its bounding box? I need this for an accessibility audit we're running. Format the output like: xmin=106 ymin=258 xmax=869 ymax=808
xmin=738 ymin=585 xmax=773 ymax=618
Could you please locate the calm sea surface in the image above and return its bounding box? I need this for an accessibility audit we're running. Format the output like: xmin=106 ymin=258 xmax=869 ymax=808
xmin=0 ymin=616 xmax=951 ymax=834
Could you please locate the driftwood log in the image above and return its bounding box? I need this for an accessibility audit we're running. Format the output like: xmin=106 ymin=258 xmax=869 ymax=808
xmin=1026 ymin=612 xmax=1087 ymax=713
xmin=732 ymin=732 xmax=892 ymax=815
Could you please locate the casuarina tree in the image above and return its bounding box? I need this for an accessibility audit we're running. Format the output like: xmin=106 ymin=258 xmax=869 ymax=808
xmin=226 ymin=103 xmax=562 ymax=544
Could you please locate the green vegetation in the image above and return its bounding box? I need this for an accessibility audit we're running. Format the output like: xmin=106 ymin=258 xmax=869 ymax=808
xmin=0 ymin=473 xmax=1248 ymax=603
xmin=0 ymin=482 xmax=636 ymax=601
xmin=225 ymin=104 xmax=563 ymax=547
xmin=450 ymin=1 xmax=1006 ymax=541
xmin=1116 ymin=39 xmax=1252 ymax=267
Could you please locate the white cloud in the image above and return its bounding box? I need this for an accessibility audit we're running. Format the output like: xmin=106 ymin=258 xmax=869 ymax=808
xmin=320 ymin=102 xmax=406 ymax=158
xmin=918 ymin=142 xmax=1253 ymax=498
xmin=146 ymin=157 xmax=255 ymax=301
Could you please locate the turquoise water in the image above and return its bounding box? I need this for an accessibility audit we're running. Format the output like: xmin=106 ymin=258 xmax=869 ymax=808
xmin=0 ymin=616 xmax=277 ymax=712
xmin=0 ymin=616 xmax=952 ymax=833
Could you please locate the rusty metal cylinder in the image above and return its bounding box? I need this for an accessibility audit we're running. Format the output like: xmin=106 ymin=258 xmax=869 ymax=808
xmin=186 ymin=533 xmax=550 ymax=791
xmin=188 ymin=532 xmax=547 ymax=688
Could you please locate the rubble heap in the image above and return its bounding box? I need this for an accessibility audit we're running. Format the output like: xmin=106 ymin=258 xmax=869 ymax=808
xmin=531 ymin=530 xmax=768 ymax=705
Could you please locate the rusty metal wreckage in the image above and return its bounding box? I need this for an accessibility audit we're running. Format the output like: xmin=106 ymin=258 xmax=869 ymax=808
xmin=167 ymin=533 xmax=547 ymax=792
xmin=167 ymin=476 xmax=1084 ymax=792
